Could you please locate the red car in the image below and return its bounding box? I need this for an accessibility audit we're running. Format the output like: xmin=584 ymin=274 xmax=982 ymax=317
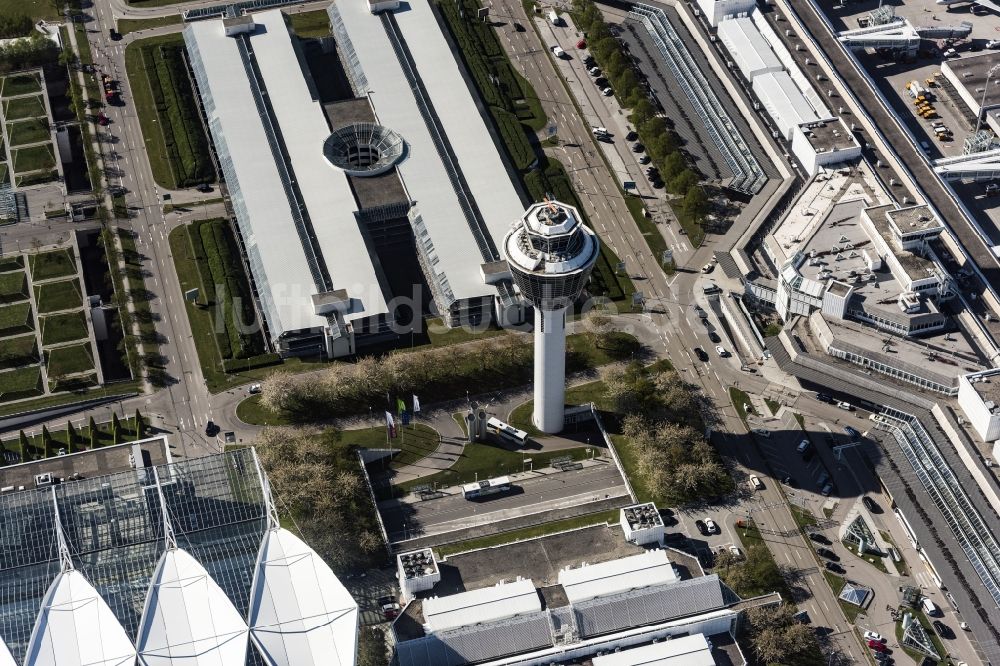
xmin=97 ymin=112 xmax=109 ymax=126
xmin=576 ymin=38 xmax=587 ymax=49
xmin=867 ymin=640 xmax=886 ymax=652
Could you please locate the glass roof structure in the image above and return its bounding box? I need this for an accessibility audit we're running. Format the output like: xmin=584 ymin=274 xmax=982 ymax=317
xmin=0 ymin=447 xmax=358 ymax=666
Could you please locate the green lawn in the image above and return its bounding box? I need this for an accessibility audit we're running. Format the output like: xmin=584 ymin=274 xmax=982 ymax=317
xmin=0 ymin=333 xmax=38 ymax=369
xmin=0 ymin=0 xmax=61 ymax=24
xmin=40 ymin=310 xmax=88 ymax=346
xmin=45 ymin=342 xmax=94 ymax=378
xmin=623 ymin=193 xmax=669 ymax=263
xmin=33 ymin=278 xmax=81 ymax=313
xmin=0 ymin=255 xmax=24 ymax=273
xmin=73 ymin=22 xmax=93 ymax=66
xmin=509 ymin=380 xmax=610 ymax=437
xmin=2 ymin=94 xmax=45 ymax=121
xmin=12 ymin=144 xmax=54 ymax=173
xmin=125 ymin=33 xmax=214 ymax=189
xmin=0 ymin=271 xmax=27 ymax=303
xmin=29 ymin=248 xmax=76 ymax=281
xmin=0 ymin=73 xmax=41 ymax=97
xmin=0 ymin=301 xmax=33 ymax=336
xmin=393 ymin=443 xmax=592 ymax=494
xmin=765 ymin=398 xmax=780 ymax=415
xmin=0 ymin=364 xmax=42 ymax=402
xmin=790 ymin=504 xmax=818 ymax=531
xmin=435 ymin=509 xmax=619 ymax=557
xmin=7 ymin=118 xmax=49 ymax=147
xmin=822 ymin=570 xmax=863 ymax=622
xmin=342 ymin=423 xmax=440 ymax=469
xmin=729 ymin=386 xmax=756 ymax=422
xmin=288 ymin=9 xmax=330 ymax=38
xmin=116 ymin=14 xmax=182 ymax=35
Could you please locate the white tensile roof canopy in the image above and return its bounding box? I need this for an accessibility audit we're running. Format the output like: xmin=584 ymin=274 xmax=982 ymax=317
xmin=0 ymin=636 xmax=17 ymax=666
xmin=24 ymin=569 xmax=137 ymax=666
xmin=136 ymin=548 xmax=249 ymax=666
xmin=249 ymin=527 xmax=359 ymax=666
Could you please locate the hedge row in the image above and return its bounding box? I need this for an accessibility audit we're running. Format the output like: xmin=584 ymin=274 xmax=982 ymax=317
xmin=196 ymin=219 xmax=263 ymax=360
xmin=142 ymin=44 xmax=213 ymax=188
xmin=493 ymin=108 xmax=534 ymax=171
xmin=222 ymin=353 xmax=282 ymax=374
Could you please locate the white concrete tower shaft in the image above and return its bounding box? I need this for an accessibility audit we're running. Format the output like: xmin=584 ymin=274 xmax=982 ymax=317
xmin=534 ymin=307 xmax=567 ymax=432
xmin=503 ymin=200 xmax=599 ymax=434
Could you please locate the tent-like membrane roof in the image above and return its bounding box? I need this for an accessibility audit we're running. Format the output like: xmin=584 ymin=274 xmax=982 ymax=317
xmin=249 ymin=527 xmax=359 ymax=666
xmin=137 ymin=548 xmax=249 ymax=666
xmin=25 ymin=569 xmax=136 ymax=666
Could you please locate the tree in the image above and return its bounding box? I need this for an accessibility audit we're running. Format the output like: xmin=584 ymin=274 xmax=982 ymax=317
xmin=88 ymin=416 xmax=98 ymax=449
xmin=18 ymin=430 xmax=29 ymax=463
xmin=744 ymin=604 xmax=817 ymax=664
xmin=42 ymin=425 xmax=53 ymax=458
xmin=112 ymin=412 xmax=121 ymax=438
xmin=134 ymin=409 xmax=144 ymax=440
xmin=603 ymin=51 xmax=627 ymax=81
xmin=668 ymin=168 xmax=699 ymax=195
xmin=66 ymin=420 xmax=77 ymax=451
xmin=357 ymin=627 xmax=389 ymax=666
xmin=630 ymin=99 xmax=656 ymax=127
xmin=682 ymin=186 xmax=709 ymax=222
xmin=661 ymin=151 xmax=687 ymax=180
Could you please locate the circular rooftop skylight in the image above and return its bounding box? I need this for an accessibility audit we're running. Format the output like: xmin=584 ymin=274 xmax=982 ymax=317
xmin=322 ymin=122 xmax=405 ymax=177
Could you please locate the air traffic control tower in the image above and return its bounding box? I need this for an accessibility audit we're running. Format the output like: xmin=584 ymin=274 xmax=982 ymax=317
xmin=504 ymin=201 xmax=599 ymax=433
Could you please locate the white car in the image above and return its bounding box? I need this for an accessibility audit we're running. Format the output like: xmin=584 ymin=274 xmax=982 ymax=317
xmin=704 ymin=518 xmax=718 ymax=533
xmin=602 ymin=87 xmax=613 ymax=96
xmin=715 ymin=345 xmax=728 ymax=357
xmin=249 ymin=383 xmax=262 ymax=394
xmin=749 ymin=475 xmax=763 ymax=490
xmin=863 ymin=630 xmax=884 ymax=643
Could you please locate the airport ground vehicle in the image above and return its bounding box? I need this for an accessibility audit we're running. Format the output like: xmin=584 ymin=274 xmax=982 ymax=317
xmin=486 ymin=418 xmax=528 ymax=446
xmin=463 ymin=476 xmax=513 ymax=500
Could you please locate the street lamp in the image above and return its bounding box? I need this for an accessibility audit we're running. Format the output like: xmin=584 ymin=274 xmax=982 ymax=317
xmin=975 ymin=64 xmax=1000 ymax=137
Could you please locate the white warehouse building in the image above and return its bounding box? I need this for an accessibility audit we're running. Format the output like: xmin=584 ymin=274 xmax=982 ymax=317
xmin=752 ymin=71 xmax=821 ymax=140
xmin=958 ymin=368 xmax=1000 ymax=443
xmin=717 ymin=16 xmax=782 ymax=80
xmin=696 ymin=0 xmax=755 ymax=27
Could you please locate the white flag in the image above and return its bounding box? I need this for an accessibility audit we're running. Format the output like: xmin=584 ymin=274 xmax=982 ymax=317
xmin=385 ymin=411 xmax=396 ymax=438
xmin=413 ymin=394 xmax=421 ymax=413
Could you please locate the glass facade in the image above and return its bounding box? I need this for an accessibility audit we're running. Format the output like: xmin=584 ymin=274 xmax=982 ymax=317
xmin=0 ymin=448 xmax=269 ymax=665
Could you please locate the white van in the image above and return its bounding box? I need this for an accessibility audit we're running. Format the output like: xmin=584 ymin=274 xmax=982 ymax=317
xmin=591 ymin=126 xmax=609 ymax=137
xmin=921 ymin=597 xmax=940 ymax=616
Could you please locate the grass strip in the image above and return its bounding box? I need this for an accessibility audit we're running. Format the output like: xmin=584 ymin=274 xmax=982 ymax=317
xmin=33 ymin=278 xmax=81 ymax=314
xmin=39 ymin=310 xmax=88 ymax=346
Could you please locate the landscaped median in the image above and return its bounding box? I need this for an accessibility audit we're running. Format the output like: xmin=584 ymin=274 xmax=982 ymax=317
xmin=124 ymin=33 xmax=215 ymax=189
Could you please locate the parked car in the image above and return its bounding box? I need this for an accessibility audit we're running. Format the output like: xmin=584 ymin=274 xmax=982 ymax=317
xmin=821 ymin=483 xmax=833 ymax=497
xmin=824 ymin=561 xmax=845 ymax=574
xmin=708 ymin=331 xmax=721 ymax=343
xmin=638 ymin=155 xmax=651 ymax=164
xmin=864 ymin=631 xmax=884 ymax=643
xmin=933 ymin=620 xmax=953 ymax=639
xmin=808 ymin=532 xmax=830 ymax=544
xmin=196 ymin=183 xmax=213 ymax=193
xmin=816 ymin=393 xmax=833 ymax=403
xmin=701 ymin=263 xmax=715 ymax=274
xmin=631 ymin=142 xmax=645 ymax=153
xmin=751 ymin=428 xmax=770 ymax=439
xmin=816 ymin=547 xmax=839 ymax=561
xmin=862 ymin=496 xmax=880 ymax=513
xmin=249 ymin=383 xmax=262 ymax=394
xmin=780 ymin=475 xmax=796 ymax=487
xmin=378 ymin=596 xmax=401 ymax=620
xmin=844 ymin=425 xmax=861 ymax=440
xmin=601 ymin=87 xmax=614 ymax=96
xmin=695 ymin=519 xmax=708 ymax=535
xmin=837 ymin=400 xmax=854 ymax=411
xmin=868 ymin=640 xmax=887 ymax=652
xmin=704 ymin=518 xmax=718 ymax=533
xmin=797 ymin=439 xmax=812 ymax=454
xmin=588 ymin=66 xmax=601 ymax=76
xmin=715 ymin=346 xmax=728 ymax=357
xmin=625 ymin=130 xmax=638 ymax=141
xmin=205 ymin=420 xmax=218 ymax=436
xmin=749 ymin=474 xmax=763 ymax=490
xmin=694 ymin=347 xmax=709 ymax=362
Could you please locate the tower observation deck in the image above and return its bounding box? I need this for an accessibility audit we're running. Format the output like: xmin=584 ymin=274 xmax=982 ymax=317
xmin=504 ymin=200 xmax=599 ymax=433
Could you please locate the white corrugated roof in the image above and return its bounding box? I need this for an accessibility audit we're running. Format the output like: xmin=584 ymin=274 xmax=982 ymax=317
xmin=335 ymin=0 xmax=522 ymax=302
xmin=752 ymin=70 xmax=820 ymax=139
xmin=249 ymin=528 xmax=359 ymax=666
xmin=717 ymin=17 xmax=781 ymax=80
xmin=423 ymin=579 xmax=540 ymax=632
xmin=591 ymin=634 xmax=716 ymax=666
xmin=137 ymin=548 xmax=249 ymax=666
xmin=185 ymin=14 xmax=388 ymax=338
xmin=558 ymin=550 xmax=677 ymax=604
xmin=393 ymin=0 xmax=525 ymax=244
xmin=24 ymin=570 xmax=136 ymax=666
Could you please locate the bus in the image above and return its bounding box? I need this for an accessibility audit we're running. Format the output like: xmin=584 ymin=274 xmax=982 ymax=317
xmin=486 ymin=417 xmax=528 ymax=446
xmin=462 ymin=476 xmax=512 ymax=500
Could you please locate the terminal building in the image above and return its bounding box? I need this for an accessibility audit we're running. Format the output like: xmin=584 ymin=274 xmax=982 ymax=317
xmin=185 ymin=1 xmax=528 ymax=358
xmin=0 ymin=438 xmax=358 ymax=666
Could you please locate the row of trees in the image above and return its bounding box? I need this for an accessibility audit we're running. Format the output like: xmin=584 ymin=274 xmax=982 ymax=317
xmin=0 ymin=34 xmax=60 ymax=75
xmin=1 ymin=411 xmax=145 ymax=464
xmin=0 ymin=13 xmax=33 ymax=40
xmin=254 ymin=427 xmax=384 ymax=573
xmin=572 ymin=0 xmax=710 ymax=231
xmin=602 ymin=362 xmax=733 ymax=505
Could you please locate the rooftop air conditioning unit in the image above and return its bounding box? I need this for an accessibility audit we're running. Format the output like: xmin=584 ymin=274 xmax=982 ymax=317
xmin=34 ymin=473 xmax=53 ymax=487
